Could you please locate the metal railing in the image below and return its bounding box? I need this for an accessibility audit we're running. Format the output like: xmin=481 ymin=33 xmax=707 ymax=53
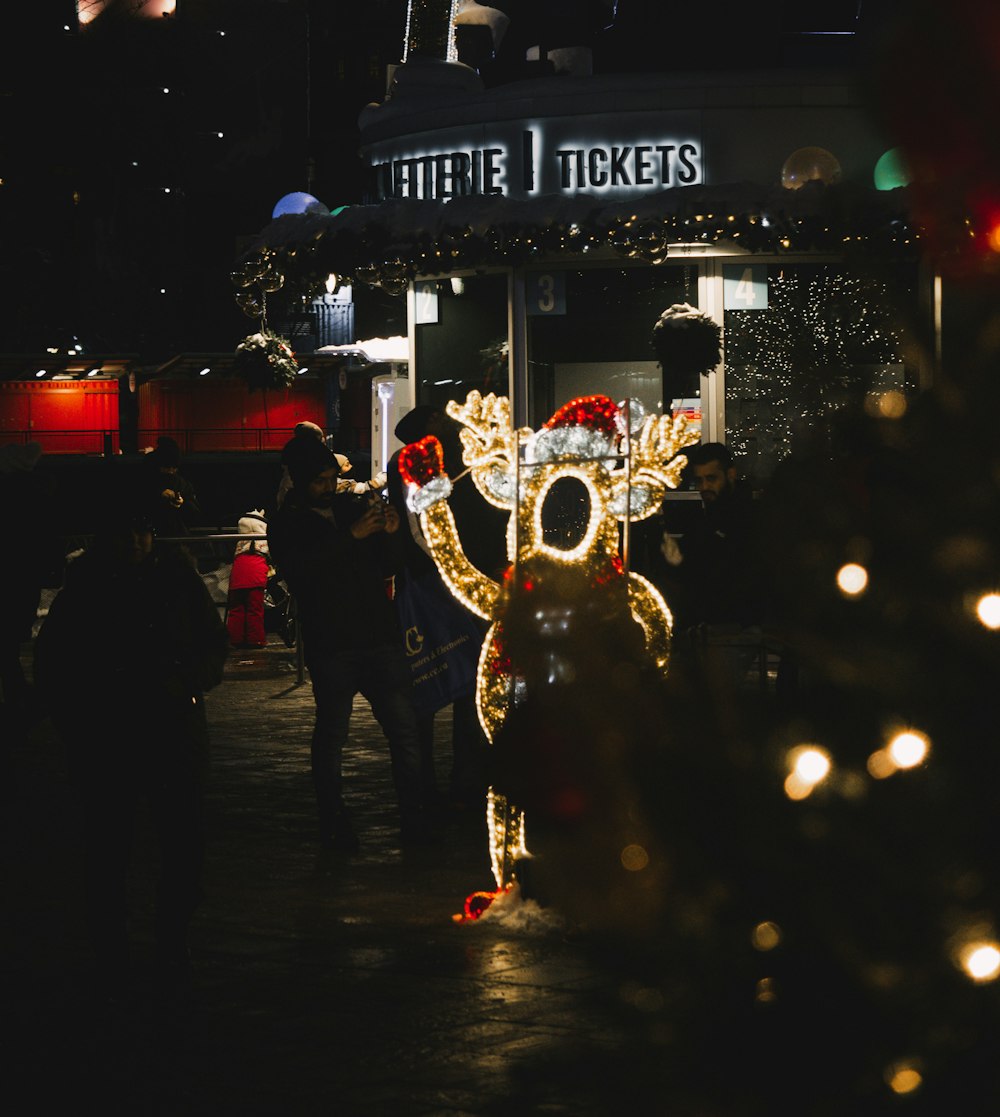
xmin=1 ymin=429 xmax=298 ymax=454
xmin=135 ymin=429 xmax=300 ymax=453
xmin=0 ymin=431 xmax=120 ymax=455
xmin=154 ymin=530 xmax=306 ymax=684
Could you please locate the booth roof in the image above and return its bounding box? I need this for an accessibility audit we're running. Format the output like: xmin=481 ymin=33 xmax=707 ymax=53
xmin=316 ymin=336 xmax=408 ymax=363
xmin=232 ymin=180 xmax=918 ymax=303
xmin=0 ymin=354 xmax=139 ymax=383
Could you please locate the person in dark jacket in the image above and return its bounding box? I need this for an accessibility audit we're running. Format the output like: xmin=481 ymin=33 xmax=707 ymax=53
xmin=387 ymin=405 xmax=504 ymax=815
xmin=660 ymin=441 xmax=766 ymax=686
xmin=267 ymin=434 xmax=429 ymax=851
xmin=141 ymin=436 xmax=202 ymax=543
xmin=33 ymin=497 xmax=228 ymax=996
xmin=0 ymin=441 xmax=64 ymax=738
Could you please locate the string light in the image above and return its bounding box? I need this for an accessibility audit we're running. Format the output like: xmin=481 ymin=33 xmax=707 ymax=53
xmin=486 ymin=788 xmax=529 ymax=890
xmin=399 ymin=389 xmax=698 ymax=887
xmin=724 ymin=271 xmax=906 ymax=473
xmin=400 ymin=391 xmax=698 ymax=742
xmin=232 ymin=192 xmax=927 ymax=311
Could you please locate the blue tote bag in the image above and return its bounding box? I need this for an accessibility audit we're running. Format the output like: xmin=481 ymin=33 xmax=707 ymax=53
xmin=395 ymin=568 xmax=484 ymax=718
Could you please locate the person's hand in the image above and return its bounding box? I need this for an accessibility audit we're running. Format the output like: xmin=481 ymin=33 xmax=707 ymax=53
xmin=661 ymin=532 xmax=683 ymax=566
xmin=350 ymin=502 xmax=388 ymax=539
xmin=382 ymin=504 xmax=400 ymax=534
xmin=161 ymin=488 xmax=183 ymax=508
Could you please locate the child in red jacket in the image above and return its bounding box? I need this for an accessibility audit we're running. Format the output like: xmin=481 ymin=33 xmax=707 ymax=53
xmin=227 ymin=510 xmax=271 ymax=648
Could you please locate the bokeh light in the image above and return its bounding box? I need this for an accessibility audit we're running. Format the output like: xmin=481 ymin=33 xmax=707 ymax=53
xmin=271 ymin=191 xmax=328 ymax=219
xmin=751 ymin=921 xmax=782 ymax=951
xmin=755 ymin=977 xmax=777 ymax=1004
xmin=837 ymin=563 xmax=869 ymax=596
xmin=873 ymin=147 xmax=912 ymax=191
xmin=620 ymin=844 xmax=650 ymax=872
xmin=887 ymin=729 xmax=930 ymax=770
xmin=781 ymin=147 xmax=842 ymax=190
xmin=784 ymin=745 xmax=832 ymax=799
xmin=876 ymin=390 xmax=907 ymax=419
xmin=988 ymin=221 xmax=1000 ymax=255
xmin=866 ymin=748 xmax=895 ymax=780
xmin=884 ymin=1061 xmax=923 ymax=1095
xmin=959 ymin=941 xmax=1000 ymax=983
xmin=975 ymin=592 xmax=1000 ymax=629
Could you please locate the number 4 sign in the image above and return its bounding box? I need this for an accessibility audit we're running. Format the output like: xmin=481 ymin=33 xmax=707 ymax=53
xmin=723 ymin=264 xmax=768 ymax=310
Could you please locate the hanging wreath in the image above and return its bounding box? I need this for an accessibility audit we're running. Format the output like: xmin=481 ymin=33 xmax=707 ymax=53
xmin=233 ymin=331 xmax=299 ymax=392
xmin=651 ymin=302 xmax=722 ymax=380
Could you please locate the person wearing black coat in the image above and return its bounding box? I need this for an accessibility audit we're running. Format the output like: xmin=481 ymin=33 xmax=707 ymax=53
xmin=267 ymin=434 xmax=428 ymax=852
xmin=659 ymin=442 xmax=766 ymax=687
xmin=386 ymin=405 xmax=505 ymax=814
xmin=0 ymin=442 xmax=64 ymax=737
xmin=33 ymin=500 xmax=228 ymax=995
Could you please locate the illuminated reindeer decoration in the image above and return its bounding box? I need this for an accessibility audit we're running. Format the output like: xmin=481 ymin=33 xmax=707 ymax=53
xmin=398 ymin=391 xmax=699 ymax=895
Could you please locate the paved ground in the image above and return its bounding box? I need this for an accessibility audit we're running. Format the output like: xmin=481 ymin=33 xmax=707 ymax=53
xmin=2 ymin=630 xmax=674 ymax=1116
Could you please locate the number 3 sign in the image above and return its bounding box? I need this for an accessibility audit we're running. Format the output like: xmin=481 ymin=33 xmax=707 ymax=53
xmin=526 ymin=271 xmax=566 ymax=316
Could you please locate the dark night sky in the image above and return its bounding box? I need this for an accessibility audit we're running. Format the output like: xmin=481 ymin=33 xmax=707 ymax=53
xmin=0 ymin=1 xmax=893 ymax=361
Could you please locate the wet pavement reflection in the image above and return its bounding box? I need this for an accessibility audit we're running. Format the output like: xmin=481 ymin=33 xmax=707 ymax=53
xmin=2 ymin=639 xmax=668 ymax=1115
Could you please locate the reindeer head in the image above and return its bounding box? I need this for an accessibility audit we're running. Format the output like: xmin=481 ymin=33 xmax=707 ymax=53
xmin=440 ymin=391 xmax=700 ymax=570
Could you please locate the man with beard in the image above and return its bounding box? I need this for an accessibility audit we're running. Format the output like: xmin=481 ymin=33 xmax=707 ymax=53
xmin=660 ymin=442 xmax=766 ymax=686
xmin=267 ymin=435 xmax=429 ymax=852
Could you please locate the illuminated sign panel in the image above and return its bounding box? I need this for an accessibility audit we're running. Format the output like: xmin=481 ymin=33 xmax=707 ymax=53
xmin=367 ymin=112 xmax=704 ymax=201
xmin=374 ymin=147 xmax=507 ymax=199
xmin=551 ymin=142 xmax=700 ymax=190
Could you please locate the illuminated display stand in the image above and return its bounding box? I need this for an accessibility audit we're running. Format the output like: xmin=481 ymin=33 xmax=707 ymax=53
xmin=354 ymin=64 xmax=931 ymax=490
xmin=397 ymin=389 xmax=699 ymax=899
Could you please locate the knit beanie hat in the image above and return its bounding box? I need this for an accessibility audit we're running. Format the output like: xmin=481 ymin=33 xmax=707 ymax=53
xmin=281 ymin=434 xmax=339 ymax=490
xmin=394 ymin=405 xmax=442 ymax=445
xmin=151 ymin=435 xmax=181 ymax=468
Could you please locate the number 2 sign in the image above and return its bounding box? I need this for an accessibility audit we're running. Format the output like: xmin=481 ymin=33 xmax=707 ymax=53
xmin=414 ymin=281 xmax=439 ymax=324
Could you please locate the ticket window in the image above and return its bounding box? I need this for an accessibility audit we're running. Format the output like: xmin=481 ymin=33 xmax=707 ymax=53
xmin=523 ymin=264 xmax=699 ymax=429
xmin=412 ymin=273 xmax=510 ymax=410
xmin=410 ymin=264 xmax=702 ymax=430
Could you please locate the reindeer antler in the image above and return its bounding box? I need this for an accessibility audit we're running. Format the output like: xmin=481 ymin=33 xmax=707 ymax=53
xmin=608 ymin=411 xmax=702 ymax=520
xmin=631 ymin=412 xmax=701 ymax=491
xmin=446 ymin=391 xmax=524 ymax=509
